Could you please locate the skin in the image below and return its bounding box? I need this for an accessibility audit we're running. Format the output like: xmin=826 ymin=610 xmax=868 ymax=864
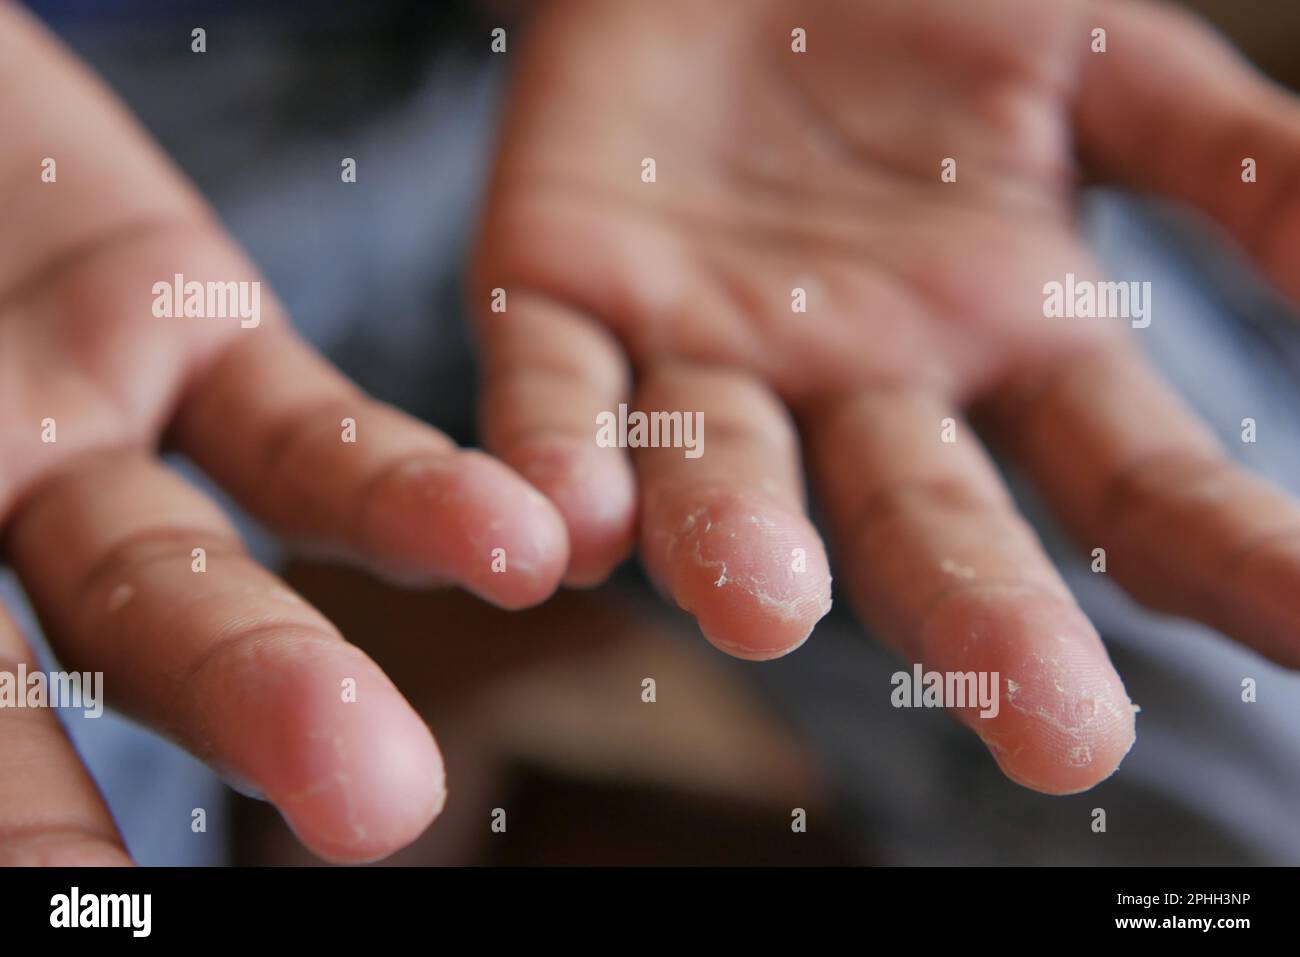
xmin=0 ymin=4 xmax=568 ymax=864
xmin=473 ymin=0 xmax=1300 ymax=795
xmin=3 ymin=0 xmax=1299 ymax=865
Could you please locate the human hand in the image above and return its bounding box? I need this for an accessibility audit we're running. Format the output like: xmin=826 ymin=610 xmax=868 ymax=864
xmin=0 ymin=4 xmax=569 ymax=864
xmin=472 ymin=0 xmax=1300 ymax=793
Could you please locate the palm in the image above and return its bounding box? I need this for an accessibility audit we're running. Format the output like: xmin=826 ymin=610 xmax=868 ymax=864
xmin=481 ymin=0 xmax=1110 ymax=404
xmin=0 ymin=222 xmax=238 ymax=510
xmin=475 ymin=0 xmax=1300 ymax=796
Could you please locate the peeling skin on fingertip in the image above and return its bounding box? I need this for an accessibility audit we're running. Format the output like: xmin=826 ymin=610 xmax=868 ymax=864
xmin=991 ymin=660 xmax=1137 ymax=789
xmin=939 ymin=557 xmax=977 ymax=580
xmin=275 ymin=732 xmax=359 ymax=827
xmin=659 ymin=491 xmax=833 ymax=657
xmin=106 ymin=583 xmax=134 ymax=612
xmin=1003 ymin=652 xmax=1134 ymax=736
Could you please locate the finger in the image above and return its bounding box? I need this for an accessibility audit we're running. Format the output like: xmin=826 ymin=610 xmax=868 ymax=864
xmin=0 ymin=601 xmax=132 ymax=866
xmin=6 ymin=450 xmax=445 ymax=863
xmin=806 ymin=386 xmax=1136 ymax=794
xmin=477 ymin=292 xmax=636 ymax=587
xmin=634 ymin=363 xmax=832 ymax=660
xmin=1075 ymin=0 xmax=1300 ymax=298
xmin=174 ymin=323 xmax=567 ymax=610
xmin=990 ymin=343 xmax=1300 ymax=669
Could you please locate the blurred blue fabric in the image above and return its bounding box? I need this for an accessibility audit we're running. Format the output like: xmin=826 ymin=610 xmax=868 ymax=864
xmin=5 ymin=2 xmax=1298 ymax=865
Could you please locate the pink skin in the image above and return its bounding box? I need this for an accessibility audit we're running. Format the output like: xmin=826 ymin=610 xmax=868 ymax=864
xmin=0 ymin=6 xmax=568 ymax=864
xmin=4 ymin=0 xmax=1300 ymax=864
xmin=504 ymin=437 xmax=638 ymax=588
xmin=0 ymin=611 xmax=135 ymax=866
xmin=474 ymin=0 xmax=1300 ymax=797
xmin=920 ymin=590 xmax=1136 ymax=794
xmin=642 ymin=488 xmax=832 ymax=660
xmin=190 ymin=631 xmax=445 ymax=862
xmin=362 ymin=449 xmax=570 ymax=608
xmin=0 ymin=840 xmax=135 ymax=867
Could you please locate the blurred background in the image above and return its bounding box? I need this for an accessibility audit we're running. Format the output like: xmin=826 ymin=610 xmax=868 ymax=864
xmin=7 ymin=0 xmax=1300 ymax=865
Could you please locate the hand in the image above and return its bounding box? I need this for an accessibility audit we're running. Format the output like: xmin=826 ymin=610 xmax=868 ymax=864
xmin=472 ymin=0 xmax=1300 ymax=793
xmin=0 ymin=5 xmax=568 ymax=864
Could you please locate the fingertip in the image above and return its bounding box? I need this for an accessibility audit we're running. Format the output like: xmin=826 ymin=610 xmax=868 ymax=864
xmin=367 ymin=449 xmax=569 ymax=608
xmin=198 ymin=634 xmax=446 ymax=863
xmin=510 ymin=437 xmax=637 ymax=588
xmin=922 ymin=589 xmax=1138 ymax=795
xmin=649 ymin=489 xmax=832 ymax=659
xmin=990 ymin=711 xmax=1136 ymax=796
xmin=281 ymin=711 xmax=447 ymax=863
